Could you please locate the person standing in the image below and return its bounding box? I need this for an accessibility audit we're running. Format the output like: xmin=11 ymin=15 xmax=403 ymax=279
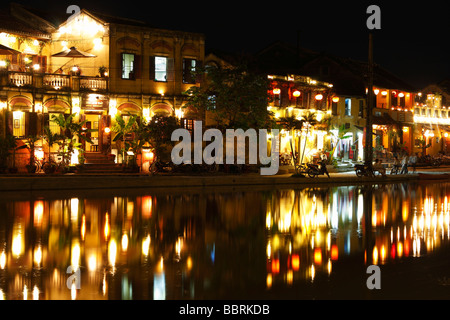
xmin=409 ymin=152 xmax=418 ymax=173
xmin=400 ymin=153 xmax=409 ymax=174
xmin=320 ymin=150 xmax=330 ymax=178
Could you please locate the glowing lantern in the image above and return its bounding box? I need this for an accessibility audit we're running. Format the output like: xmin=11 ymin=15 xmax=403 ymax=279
xmin=272 ymin=88 xmax=281 ymax=95
xmin=315 ymin=94 xmax=324 ymax=101
xmin=293 ymin=90 xmax=301 ymax=98
xmin=332 ymin=97 xmax=340 ymax=103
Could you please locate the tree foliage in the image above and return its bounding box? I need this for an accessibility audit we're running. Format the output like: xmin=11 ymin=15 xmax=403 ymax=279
xmin=184 ymin=63 xmax=275 ymax=130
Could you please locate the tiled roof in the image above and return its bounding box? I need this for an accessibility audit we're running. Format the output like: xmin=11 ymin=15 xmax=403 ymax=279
xmin=0 ymin=8 xmax=51 ymax=39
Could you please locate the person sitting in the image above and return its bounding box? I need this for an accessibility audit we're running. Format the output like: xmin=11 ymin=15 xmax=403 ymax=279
xmin=373 ymin=159 xmax=386 ymax=177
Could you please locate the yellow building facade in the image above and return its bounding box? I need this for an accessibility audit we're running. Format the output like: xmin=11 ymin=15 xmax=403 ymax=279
xmin=0 ymin=5 xmax=204 ymax=170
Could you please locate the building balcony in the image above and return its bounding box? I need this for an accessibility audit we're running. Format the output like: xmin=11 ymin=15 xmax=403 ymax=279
xmin=0 ymin=71 xmax=108 ymax=93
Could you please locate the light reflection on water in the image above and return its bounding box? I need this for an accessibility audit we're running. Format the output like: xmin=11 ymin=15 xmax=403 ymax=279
xmin=0 ymin=182 xmax=450 ymax=300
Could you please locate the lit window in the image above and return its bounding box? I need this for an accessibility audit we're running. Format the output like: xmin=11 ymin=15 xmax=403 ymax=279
xmin=122 ymin=53 xmax=135 ymax=79
xmin=155 ymin=56 xmax=167 ymax=82
xmin=345 ymin=99 xmax=351 ymax=116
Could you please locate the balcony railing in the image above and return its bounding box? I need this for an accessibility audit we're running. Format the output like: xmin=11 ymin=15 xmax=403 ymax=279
xmin=80 ymin=77 xmax=108 ymax=91
xmin=9 ymin=72 xmax=32 ymax=87
xmin=1 ymin=71 xmax=108 ymax=92
xmin=43 ymin=74 xmax=70 ymax=90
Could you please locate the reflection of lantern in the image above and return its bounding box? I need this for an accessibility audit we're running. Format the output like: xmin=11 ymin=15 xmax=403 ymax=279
xmin=291 ymin=254 xmax=300 ymax=271
xmin=314 ymin=248 xmax=322 ymax=264
xmin=331 ymin=245 xmax=339 ymax=260
xmin=315 ymin=94 xmax=324 ymax=101
xmin=273 ymin=88 xmax=281 ymax=95
xmin=293 ymin=90 xmax=301 ymax=98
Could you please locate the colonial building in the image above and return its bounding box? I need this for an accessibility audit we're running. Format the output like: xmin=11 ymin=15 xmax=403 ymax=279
xmin=298 ymin=51 xmax=418 ymax=162
xmin=414 ymin=80 xmax=450 ymax=155
xmin=0 ymin=3 xmax=204 ymax=170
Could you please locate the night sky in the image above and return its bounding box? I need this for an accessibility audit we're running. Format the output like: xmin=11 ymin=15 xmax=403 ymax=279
xmin=6 ymin=0 xmax=450 ymax=89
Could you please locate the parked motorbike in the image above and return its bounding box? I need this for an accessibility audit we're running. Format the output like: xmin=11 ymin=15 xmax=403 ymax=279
xmin=307 ymin=162 xmax=330 ymax=178
xmin=355 ymin=163 xmax=375 ymax=177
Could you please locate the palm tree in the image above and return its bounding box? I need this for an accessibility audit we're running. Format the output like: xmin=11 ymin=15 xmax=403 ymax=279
xmin=278 ymin=115 xmax=304 ymax=173
xmin=299 ymin=111 xmax=317 ymax=165
xmin=51 ymin=113 xmax=92 ymax=168
xmin=112 ymin=113 xmax=137 ymax=165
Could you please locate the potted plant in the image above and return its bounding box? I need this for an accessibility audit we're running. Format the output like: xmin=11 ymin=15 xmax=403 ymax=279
xmin=98 ymin=66 xmax=108 ymax=77
xmin=107 ymin=153 xmax=116 ymax=162
xmin=0 ymin=135 xmax=14 ymax=174
xmin=9 ymin=136 xmax=28 ymax=174
xmin=42 ymin=126 xmax=59 ymax=174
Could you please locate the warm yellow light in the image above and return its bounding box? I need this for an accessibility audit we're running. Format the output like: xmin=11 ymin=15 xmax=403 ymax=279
xmin=293 ymin=90 xmax=301 ymax=98
xmin=315 ymin=94 xmax=324 ymax=101
xmin=0 ymin=251 xmax=6 ymax=269
xmin=104 ymin=213 xmax=110 ymax=240
xmin=104 ymin=127 xmax=111 ymax=134
xmin=0 ymin=60 xmax=7 ymax=68
xmin=399 ymin=92 xmax=405 ymax=98
xmin=34 ymin=246 xmax=42 ymax=266
xmin=108 ymin=239 xmax=117 ymax=267
xmin=71 ymin=242 xmax=80 ymax=271
xmin=332 ymin=97 xmax=340 ymax=103
xmin=273 ymin=88 xmax=281 ymax=95
xmin=142 ymin=235 xmax=150 ymax=256
xmin=381 ymin=91 xmax=388 ymax=96
xmin=88 ymin=254 xmax=97 ymax=272
xmin=314 ymin=248 xmax=322 ymax=264
xmin=121 ymin=233 xmax=128 ymax=252
xmin=374 ymin=89 xmax=380 ymax=95
xmin=33 ymin=64 xmax=40 ymax=71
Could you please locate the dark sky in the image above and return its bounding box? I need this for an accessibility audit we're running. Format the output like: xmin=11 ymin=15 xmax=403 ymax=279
xmin=8 ymin=0 xmax=450 ymax=89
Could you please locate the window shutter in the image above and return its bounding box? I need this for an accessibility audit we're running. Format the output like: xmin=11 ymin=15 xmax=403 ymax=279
xmin=166 ymin=58 xmax=175 ymax=82
xmin=41 ymin=56 xmax=47 ymax=73
xmin=26 ymin=112 xmax=38 ymax=136
xmin=134 ymin=55 xmax=141 ymax=79
xmin=195 ymin=60 xmax=203 ymax=83
xmin=149 ymin=56 xmax=155 ymax=81
xmin=183 ymin=58 xmax=191 ymax=83
xmin=6 ymin=111 xmax=13 ymax=136
xmin=120 ymin=53 xmax=124 ymax=78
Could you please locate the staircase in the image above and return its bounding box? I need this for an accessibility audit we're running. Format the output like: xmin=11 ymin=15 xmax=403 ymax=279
xmin=82 ymin=152 xmax=123 ymax=174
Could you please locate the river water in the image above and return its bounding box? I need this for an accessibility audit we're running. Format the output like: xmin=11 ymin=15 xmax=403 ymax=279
xmin=1 ymin=181 xmax=450 ymax=300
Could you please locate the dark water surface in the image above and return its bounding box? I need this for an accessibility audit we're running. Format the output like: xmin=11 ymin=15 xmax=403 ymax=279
xmin=1 ymin=181 xmax=450 ymax=300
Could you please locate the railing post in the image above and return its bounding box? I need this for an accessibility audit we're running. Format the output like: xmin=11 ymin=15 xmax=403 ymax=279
xmin=72 ymin=76 xmax=80 ymax=92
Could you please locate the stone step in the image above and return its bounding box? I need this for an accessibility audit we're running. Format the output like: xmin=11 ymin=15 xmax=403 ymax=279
xmin=81 ymin=163 xmax=123 ymax=173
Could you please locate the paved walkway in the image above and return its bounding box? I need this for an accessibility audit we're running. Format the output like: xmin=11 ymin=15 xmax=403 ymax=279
xmin=2 ymin=166 xmax=449 ymax=192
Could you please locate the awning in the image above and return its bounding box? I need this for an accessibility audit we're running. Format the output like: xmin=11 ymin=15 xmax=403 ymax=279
xmin=372 ymin=113 xmax=401 ymax=126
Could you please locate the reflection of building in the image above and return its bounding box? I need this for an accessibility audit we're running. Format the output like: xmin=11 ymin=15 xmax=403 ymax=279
xmin=0 ymin=3 xmax=204 ymax=170
xmin=1 ymin=183 xmax=450 ymax=299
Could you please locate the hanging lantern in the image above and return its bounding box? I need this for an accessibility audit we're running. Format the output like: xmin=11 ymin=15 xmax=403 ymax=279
xmin=315 ymin=94 xmax=324 ymax=101
xmin=293 ymin=90 xmax=301 ymax=98
xmin=272 ymin=88 xmax=281 ymax=95
xmin=332 ymin=97 xmax=340 ymax=103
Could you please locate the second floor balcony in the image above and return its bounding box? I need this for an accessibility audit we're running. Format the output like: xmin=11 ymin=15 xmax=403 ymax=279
xmin=0 ymin=71 xmax=108 ymax=93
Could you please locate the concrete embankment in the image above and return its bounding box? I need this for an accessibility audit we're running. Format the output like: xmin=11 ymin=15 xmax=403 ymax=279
xmin=0 ymin=172 xmax=419 ymax=192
